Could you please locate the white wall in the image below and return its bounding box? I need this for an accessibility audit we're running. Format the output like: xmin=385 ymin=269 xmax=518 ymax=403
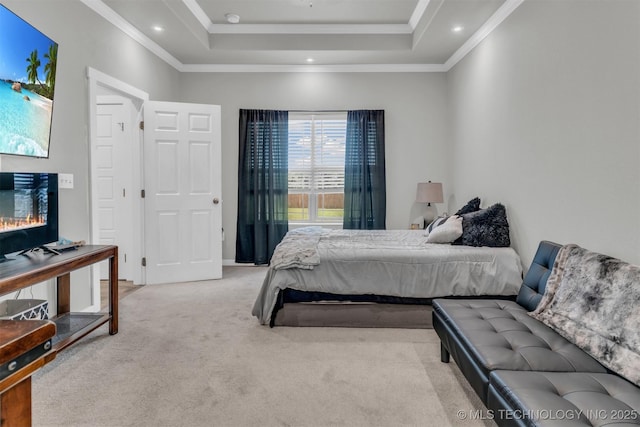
xmin=177 ymin=72 xmax=449 ymax=261
xmin=0 ymin=0 xmax=180 ymax=311
xmin=4 ymin=0 xmax=638 ymax=286
xmin=447 ymin=0 xmax=640 ymax=267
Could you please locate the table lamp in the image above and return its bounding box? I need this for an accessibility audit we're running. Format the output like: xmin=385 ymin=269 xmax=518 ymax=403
xmin=416 ymin=181 xmax=444 ymax=225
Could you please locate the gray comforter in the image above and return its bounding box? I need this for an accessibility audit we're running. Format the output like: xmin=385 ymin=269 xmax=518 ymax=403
xmin=252 ymin=228 xmax=523 ymax=324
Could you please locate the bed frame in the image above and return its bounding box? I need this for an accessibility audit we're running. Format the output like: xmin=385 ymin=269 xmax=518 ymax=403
xmin=270 ymin=289 xmax=514 ymax=328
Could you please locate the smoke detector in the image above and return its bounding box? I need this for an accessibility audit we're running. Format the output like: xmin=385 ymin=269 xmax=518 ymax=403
xmin=225 ymin=13 xmax=240 ymax=24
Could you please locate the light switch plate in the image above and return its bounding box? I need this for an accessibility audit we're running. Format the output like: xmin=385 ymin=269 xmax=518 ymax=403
xmin=58 ymin=173 xmax=74 ymax=189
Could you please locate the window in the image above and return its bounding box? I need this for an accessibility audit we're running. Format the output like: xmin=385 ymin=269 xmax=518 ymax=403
xmin=288 ymin=112 xmax=346 ymax=223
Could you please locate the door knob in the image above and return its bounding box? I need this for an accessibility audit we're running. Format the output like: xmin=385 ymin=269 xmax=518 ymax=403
xmin=213 ymin=198 xmax=220 ymax=204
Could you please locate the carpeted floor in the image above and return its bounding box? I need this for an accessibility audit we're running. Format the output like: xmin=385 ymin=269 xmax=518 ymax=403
xmin=33 ymin=266 xmax=494 ymax=427
xmin=100 ymin=280 xmax=141 ymax=310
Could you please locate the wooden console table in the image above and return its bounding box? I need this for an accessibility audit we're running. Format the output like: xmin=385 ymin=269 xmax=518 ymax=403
xmin=0 ymin=245 xmax=119 ymax=353
xmin=0 ymin=320 xmax=56 ymax=426
xmin=0 ymin=245 xmax=118 ymax=426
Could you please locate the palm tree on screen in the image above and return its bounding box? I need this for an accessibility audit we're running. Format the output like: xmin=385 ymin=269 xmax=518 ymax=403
xmin=26 ymin=49 xmax=41 ymax=86
xmin=44 ymin=44 xmax=57 ymax=98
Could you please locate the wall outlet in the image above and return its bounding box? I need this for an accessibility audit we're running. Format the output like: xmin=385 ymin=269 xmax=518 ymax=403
xmin=58 ymin=173 xmax=74 ymax=189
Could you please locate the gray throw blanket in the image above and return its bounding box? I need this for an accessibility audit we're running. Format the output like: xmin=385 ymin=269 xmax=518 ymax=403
xmin=530 ymin=244 xmax=640 ymax=386
xmin=269 ymin=227 xmax=327 ymax=270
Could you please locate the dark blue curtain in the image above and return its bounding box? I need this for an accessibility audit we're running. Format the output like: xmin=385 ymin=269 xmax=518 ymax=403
xmin=236 ymin=109 xmax=289 ymax=264
xmin=343 ymin=110 xmax=386 ymax=230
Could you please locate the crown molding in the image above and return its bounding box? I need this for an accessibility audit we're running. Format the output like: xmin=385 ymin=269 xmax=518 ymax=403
xmin=180 ymin=63 xmax=448 ymax=73
xmin=409 ymin=0 xmax=431 ymax=30
xmin=83 ymin=0 xmax=523 ymax=74
xmin=80 ymin=0 xmax=183 ymax=70
xmin=182 ymin=0 xmax=211 ymax=30
xmin=208 ymin=23 xmax=412 ymax=35
xmin=183 ymin=0 xmax=426 ymax=35
xmin=443 ymin=0 xmax=525 ymax=71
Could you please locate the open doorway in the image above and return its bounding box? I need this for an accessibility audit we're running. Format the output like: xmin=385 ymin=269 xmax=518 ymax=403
xmin=94 ymin=96 xmax=135 ymax=281
xmin=87 ymin=68 xmax=148 ymax=304
xmin=87 ymin=68 xmax=223 ymax=293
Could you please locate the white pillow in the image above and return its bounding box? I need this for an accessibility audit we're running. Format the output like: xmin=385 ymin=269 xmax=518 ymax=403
xmin=424 ymin=216 xmax=448 ymax=236
xmin=426 ymin=215 xmax=463 ymax=243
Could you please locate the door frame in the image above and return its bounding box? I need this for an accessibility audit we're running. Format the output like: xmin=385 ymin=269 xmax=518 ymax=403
xmin=87 ymin=67 xmax=149 ymax=305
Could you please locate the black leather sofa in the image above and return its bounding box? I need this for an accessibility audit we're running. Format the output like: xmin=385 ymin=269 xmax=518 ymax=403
xmin=433 ymin=241 xmax=640 ymax=426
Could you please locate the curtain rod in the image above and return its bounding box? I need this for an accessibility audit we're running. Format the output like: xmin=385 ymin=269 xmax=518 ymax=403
xmin=288 ymin=109 xmax=348 ymax=113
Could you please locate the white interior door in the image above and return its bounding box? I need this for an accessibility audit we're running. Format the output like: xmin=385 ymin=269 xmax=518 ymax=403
xmin=143 ymin=101 xmax=222 ymax=284
xmin=95 ymin=98 xmax=134 ymax=280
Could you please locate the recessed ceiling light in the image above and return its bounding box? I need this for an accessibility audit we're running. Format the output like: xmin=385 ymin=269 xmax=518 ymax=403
xmin=225 ymin=13 xmax=240 ymax=24
xmin=152 ymin=25 xmax=164 ymax=32
xmin=452 ymin=26 xmax=464 ymax=33
xmin=306 ymin=58 xmax=314 ymax=63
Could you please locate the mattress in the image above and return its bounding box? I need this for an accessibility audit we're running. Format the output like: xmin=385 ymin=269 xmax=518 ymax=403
xmin=252 ymin=229 xmax=523 ymax=325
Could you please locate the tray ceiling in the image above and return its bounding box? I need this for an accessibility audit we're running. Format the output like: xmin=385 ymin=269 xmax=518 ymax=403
xmin=84 ymin=0 xmax=523 ymax=72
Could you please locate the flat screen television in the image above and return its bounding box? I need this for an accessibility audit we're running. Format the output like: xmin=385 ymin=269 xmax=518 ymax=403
xmin=0 ymin=172 xmax=58 ymax=260
xmin=0 ymin=4 xmax=58 ymax=158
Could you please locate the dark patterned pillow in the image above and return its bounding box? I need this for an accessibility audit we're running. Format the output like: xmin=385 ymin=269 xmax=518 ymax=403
xmin=455 ymin=203 xmax=510 ymax=247
xmin=454 ymin=197 xmax=481 ymax=216
xmin=425 ymin=216 xmax=449 ymax=234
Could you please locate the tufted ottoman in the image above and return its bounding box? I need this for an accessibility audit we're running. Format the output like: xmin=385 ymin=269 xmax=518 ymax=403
xmin=487 ymin=371 xmax=640 ymax=427
xmin=433 ymin=298 xmax=606 ymax=403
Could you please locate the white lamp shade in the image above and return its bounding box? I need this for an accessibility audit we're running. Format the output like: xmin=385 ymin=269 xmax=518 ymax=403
xmin=416 ymin=182 xmax=443 ymax=204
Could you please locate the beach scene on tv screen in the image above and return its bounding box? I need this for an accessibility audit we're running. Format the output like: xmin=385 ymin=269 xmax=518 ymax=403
xmin=0 ymin=5 xmax=57 ymax=158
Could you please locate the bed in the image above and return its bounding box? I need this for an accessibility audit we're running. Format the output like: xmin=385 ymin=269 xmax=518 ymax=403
xmin=251 ymin=226 xmax=523 ymax=327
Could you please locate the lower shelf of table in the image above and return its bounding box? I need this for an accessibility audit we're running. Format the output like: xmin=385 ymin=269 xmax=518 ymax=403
xmin=50 ymin=312 xmax=112 ymax=353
